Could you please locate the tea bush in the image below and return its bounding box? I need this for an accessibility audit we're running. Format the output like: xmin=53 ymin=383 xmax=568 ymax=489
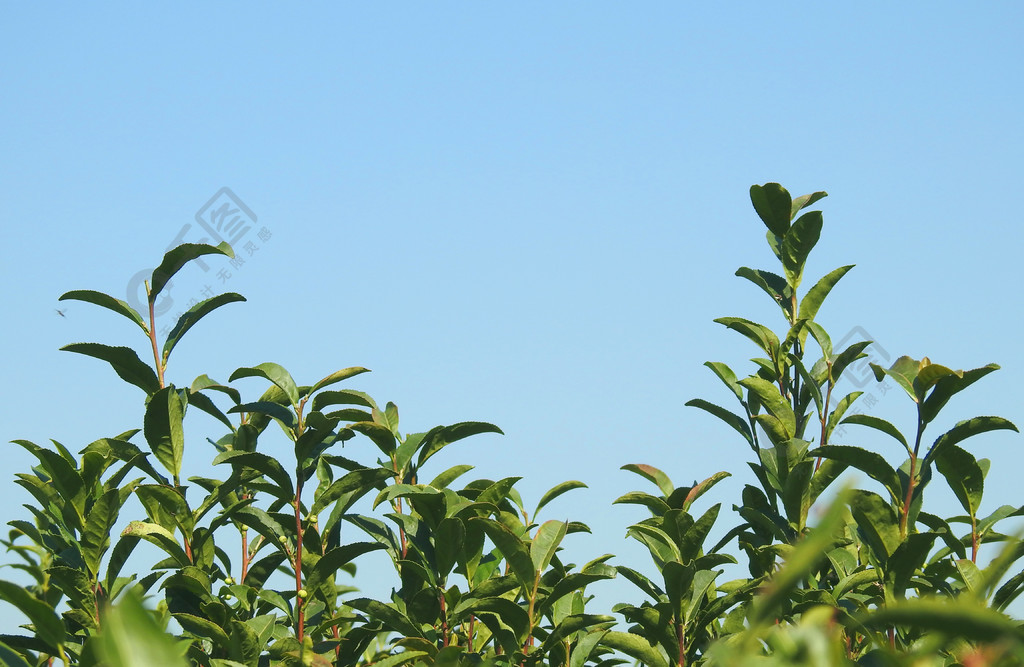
xmin=2 ymin=184 xmax=1022 ymax=666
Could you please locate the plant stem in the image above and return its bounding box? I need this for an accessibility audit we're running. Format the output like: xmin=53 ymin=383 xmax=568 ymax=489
xmin=143 ymin=281 xmax=165 ymax=390
xmin=900 ymin=414 xmax=926 ymax=538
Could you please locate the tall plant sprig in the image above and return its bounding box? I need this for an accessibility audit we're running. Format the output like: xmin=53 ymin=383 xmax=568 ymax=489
xmin=686 ymin=184 xmax=867 ymax=539
xmin=59 ymin=242 xmax=243 ymax=487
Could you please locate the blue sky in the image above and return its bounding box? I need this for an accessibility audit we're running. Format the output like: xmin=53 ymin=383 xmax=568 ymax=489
xmin=2 ymin=4 xmax=1023 ymax=630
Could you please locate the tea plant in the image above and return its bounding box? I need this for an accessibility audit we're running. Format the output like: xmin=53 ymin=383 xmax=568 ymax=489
xmin=1 ymin=184 xmax=1022 ymax=666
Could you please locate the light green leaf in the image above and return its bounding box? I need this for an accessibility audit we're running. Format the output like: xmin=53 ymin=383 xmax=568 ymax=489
xmin=531 ymin=520 xmax=567 ymax=573
xmin=621 ymin=464 xmax=674 ymax=498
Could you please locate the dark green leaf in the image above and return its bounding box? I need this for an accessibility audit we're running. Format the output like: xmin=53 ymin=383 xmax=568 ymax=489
xmin=535 ymin=481 xmax=587 ymax=518
xmin=470 ymin=518 xmax=535 ymax=592
xmin=144 ymin=386 xmax=186 ymax=479
xmin=749 ymin=183 xmax=792 ymax=236
xmin=935 ymin=444 xmax=984 ymax=519
xmin=798 ymin=265 xmax=854 ymax=329
xmin=0 ymin=580 xmax=65 ymax=652
xmin=685 ymin=399 xmax=753 ymax=449
xmin=59 ymin=290 xmax=146 ymax=331
xmin=812 ymin=445 xmax=902 ymax=504
xmin=61 ymin=343 xmax=160 ymax=395
xmin=781 ymin=211 xmax=822 ymax=290
xmin=416 ymin=422 xmax=504 ymax=468
xmin=229 ymin=363 xmax=300 ymax=406
xmin=151 ymin=242 xmax=233 ymax=303
xmin=599 ymin=630 xmax=669 ymax=667
xmin=162 ymin=293 xmax=245 ymax=362
xmin=841 ymin=414 xmax=909 ymax=452
xmin=926 ymin=416 xmax=1018 ymax=465
xmin=848 ymin=490 xmax=901 ymax=564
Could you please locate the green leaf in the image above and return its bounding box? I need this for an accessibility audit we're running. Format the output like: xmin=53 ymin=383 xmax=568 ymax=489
xmin=81 ymin=487 xmax=123 ymax=577
xmin=428 ymin=464 xmax=475 ymax=490
xmin=681 ymin=471 xmax=731 ymax=512
xmin=841 ymin=414 xmax=909 ymax=452
xmin=922 ymin=363 xmax=1000 ymax=424
xmin=824 ymin=391 xmax=862 ymax=442
xmin=162 ymin=293 xmax=245 ymax=362
xmin=348 ymin=421 xmax=397 ymax=456
xmin=621 ymin=464 xmax=674 ymax=498
xmin=790 ymin=190 xmax=828 ymax=217
xmin=144 ymin=386 xmax=186 ymax=480
xmin=599 ymin=630 xmax=669 ymax=667
xmin=936 ymin=444 xmax=984 ymax=519
xmin=120 ymin=521 xmax=191 ymax=567
xmin=59 ymin=290 xmax=147 ymax=331
xmin=346 ymin=598 xmax=424 ymax=638
xmin=61 ymin=343 xmax=160 ymax=395
xmin=812 ymin=445 xmax=902 ymax=505
xmin=416 ymin=421 xmax=504 ymax=468
xmin=310 ymin=467 xmax=392 ymax=515
xmin=781 ymin=210 xmax=823 ymax=290
xmin=454 ymin=596 xmax=531 ymax=642
xmin=714 ymin=317 xmax=780 ymax=359
xmin=858 ymin=597 xmax=1023 ymax=644
xmin=735 ymin=267 xmax=791 ymax=316
xmin=869 ymin=356 xmax=922 ymax=402
xmin=739 ymin=377 xmax=795 ymax=438
xmin=0 ymin=580 xmax=65 ymax=653
xmin=926 ymin=416 xmax=1018 ymax=465
xmin=309 ymin=367 xmax=371 ymax=394
xmin=0 ymin=640 xmax=33 ymax=667
xmin=228 ymin=402 xmax=296 ymax=430
xmin=751 ymin=489 xmax=849 ymax=625
xmin=848 ymin=489 xmax=901 ymax=564
xmin=305 ymin=543 xmax=387 ymax=598
xmin=701 ymin=361 xmax=745 ymax=402
xmin=470 ymin=517 xmax=535 ymax=592
xmin=534 ymin=480 xmax=587 ymax=518
xmin=798 ymin=265 xmax=854 ymax=331
xmin=684 ymin=399 xmax=753 ymax=449
xmin=97 ymin=589 xmax=190 ymax=667
xmin=531 ymin=520 xmax=567 ymax=573
xmin=214 ymin=451 xmax=294 ymax=501
xmin=229 ymin=362 xmax=300 ymax=406
xmin=151 ymin=242 xmax=233 ymax=303
xmin=750 ymin=183 xmax=792 ymax=236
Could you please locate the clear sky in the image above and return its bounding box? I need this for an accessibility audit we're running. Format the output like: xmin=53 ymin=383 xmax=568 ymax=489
xmin=2 ymin=4 xmax=1023 ymax=631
